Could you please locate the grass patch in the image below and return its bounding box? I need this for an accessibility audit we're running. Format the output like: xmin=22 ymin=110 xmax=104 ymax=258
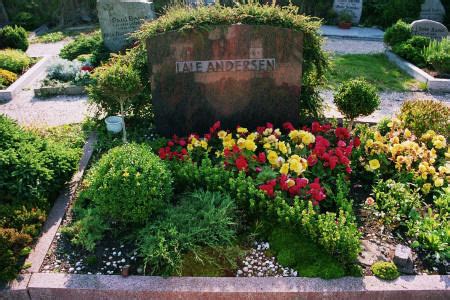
xmin=326 ymin=54 xmax=420 ymax=91
xmin=268 ymin=226 xmax=350 ymax=279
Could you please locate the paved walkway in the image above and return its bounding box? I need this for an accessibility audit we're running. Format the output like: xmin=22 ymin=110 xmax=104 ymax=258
xmin=320 ymin=25 xmax=384 ymax=40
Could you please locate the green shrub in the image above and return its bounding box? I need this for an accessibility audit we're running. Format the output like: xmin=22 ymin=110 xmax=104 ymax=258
xmin=79 ymin=143 xmax=172 ymax=226
xmin=372 ymin=179 xmax=421 ymax=229
xmin=33 ymin=31 xmax=65 ymax=43
xmin=393 ymin=36 xmax=431 ymax=68
xmin=423 ymin=38 xmax=450 ymax=75
xmin=87 ymin=55 xmax=144 ymax=142
xmin=399 ymin=99 xmax=450 ymax=137
xmin=371 ymin=261 xmax=400 ymax=280
xmin=333 ymin=78 xmax=380 ymax=129
xmin=0 ymin=25 xmax=29 ymax=51
xmin=0 ymin=115 xmax=80 ymax=205
xmin=0 ymin=49 xmax=32 ymax=74
xmin=60 ymin=31 xmax=110 ymax=66
xmin=361 ymin=0 xmax=422 ymax=28
xmin=384 ymin=20 xmax=412 ymax=47
xmin=138 ymin=190 xmax=237 ymax=275
xmin=0 ymin=228 xmax=32 ymax=282
xmin=133 ymin=3 xmax=329 ymax=122
xmin=0 ymin=68 xmax=18 ymax=89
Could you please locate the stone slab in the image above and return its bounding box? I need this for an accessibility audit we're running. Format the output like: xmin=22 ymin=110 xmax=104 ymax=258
xmin=27 ymin=273 xmax=450 ymax=300
xmin=25 ymin=133 xmax=97 ymax=273
xmin=420 ymin=0 xmax=446 ymax=23
xmin=333 ymin=0 xmax=363 ymax=24
xmin=0 ymin=274 xmax=31 ymax=300
xmin=97 ymin=0 xmax=155 ymax=51
xmin=320 ymin=25 xmax=384 ymax=41
xmin=147 ymin=24 xmax=304 ymax=136
xmin=0 ymin=56 xmax=51 ymax=102
xmin=411 ymin=19 xmax=448 ymax=40
xmin=386 ymin=50 xmax=450 ymax=93
xmin=34 ymin=85 xmax=86 ymax=97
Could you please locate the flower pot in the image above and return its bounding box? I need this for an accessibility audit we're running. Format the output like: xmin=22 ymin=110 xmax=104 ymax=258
xmin=338 ymin=22 xmax=352 ymax=29
xmin=105 ymin=116 xmax=123 ymax=133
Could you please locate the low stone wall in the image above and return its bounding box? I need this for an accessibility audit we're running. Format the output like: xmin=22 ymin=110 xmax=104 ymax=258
xmin=386 ymin=50 xmax=450 ymax=93
xmin=34 ymin=85 xmax=86 ymax=98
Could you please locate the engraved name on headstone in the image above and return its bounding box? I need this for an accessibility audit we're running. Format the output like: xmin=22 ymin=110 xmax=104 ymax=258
xmin=411 ymin=19 xmax=449 ymax=40
xmin=333 ymin=0 xmax=363 ymax=24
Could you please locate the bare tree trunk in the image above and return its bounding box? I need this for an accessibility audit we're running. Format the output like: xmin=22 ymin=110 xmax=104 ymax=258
xmin=0 ymin=0 xmax=8 ymax=24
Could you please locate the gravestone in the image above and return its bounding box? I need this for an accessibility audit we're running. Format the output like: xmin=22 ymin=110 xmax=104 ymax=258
xmin=147 ymin=25 xmax=304 ymax=136
xmin=420 ymin=0 xmax=446 ymax=23
xmin=333 ymin=0 xmax=363 ymax=24
xmin=97 ymin=0 xmax=155 ymax=51
xmin=411 ymin=19 xmax=448 ymax=40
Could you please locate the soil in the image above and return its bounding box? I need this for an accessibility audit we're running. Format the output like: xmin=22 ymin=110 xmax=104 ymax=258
xmin=423 ymin=68 xmax=450 ymax=79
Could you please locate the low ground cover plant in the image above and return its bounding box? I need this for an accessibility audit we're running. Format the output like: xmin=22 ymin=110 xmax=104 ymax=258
xmin=0 ymin=49 xmax=33 ymax=74
xmin=60 ymin=31 xmax=110 ymax=67
xmin=0 ymin=69 xmax=18 ymax=89
xmin=0 ymin=116 xmax=83 ymax=282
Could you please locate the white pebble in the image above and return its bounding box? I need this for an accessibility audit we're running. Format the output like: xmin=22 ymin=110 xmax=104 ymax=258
xmin=68 ymin=267 xmax=74 ymax=273
xmin=106 ymin=262 xmax=111 ymax=266
xmin=121 ymin=258 xmax=126 ymax=263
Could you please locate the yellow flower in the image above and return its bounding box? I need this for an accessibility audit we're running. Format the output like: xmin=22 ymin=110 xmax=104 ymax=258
xmin=375 ymin=132 xmax=383 ymax=142
xmin=187 ymin=144 xmax=193 ymax=151
xmin=218 ymin=130 xmax=227 ymax=139
xmin=200 ymin=140 xmax=208 ymax=150
xmin=289 ymin=130 xmax=301 ymax=143
xmin=286 ymin=179 xmax=295 ymax=188
xmin=215 ymin=150 xmax=222 ymax=158
xmin=422 ymin=183 xmax=432 ymax=194
xmin=136 ymin=172 xmax=141 ymax=177
xmin=268 ymin=151 xmax=278 ymax=165
xmin=280 ymin=163 xmax=289 ymax=175
xmin=369 ymin=159 xmax=380 ymax=170
xmin=366 ymin=139 xmax=374 ymax=148
xmin=432 ymin=135 xmax=446 ymax=149
xmin=301 ymin=131 xmax=315 ymax=145
xmin=237 ymin=127 xmax=248 ymax=134
xmin=237 ymin=138 xmax=246 ymax=149
xmin=278 ymin=141 xmax=288 ymax=154
xmin=223 ymin=139 xmax=236 ymax=149
xmin=122 ymin=171 xmax=129 ymax=177
xmin=263 ymin=128 xmax=273 ymax=136
xmin=263 ymin=143 xmax=271 ymax=149
xmin=247 ymin=133 xmax=257 ymax=141
xmin=245 ymin=139 xmax=257 ymax=152
xmin=404 ymin=128 xmax=411 ymax=138
xmin=434 ymin=177 xmax=444 ymax=187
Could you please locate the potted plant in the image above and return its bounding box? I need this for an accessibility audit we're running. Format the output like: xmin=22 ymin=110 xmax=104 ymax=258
xmin=337 ymin=10 xmax=353 ymax=29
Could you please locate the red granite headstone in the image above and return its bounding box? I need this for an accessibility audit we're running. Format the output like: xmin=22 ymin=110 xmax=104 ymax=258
xmin=147 ymin=24 xmax=304 ymax=136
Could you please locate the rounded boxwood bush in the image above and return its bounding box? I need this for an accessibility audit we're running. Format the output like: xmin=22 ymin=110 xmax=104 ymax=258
xmin=393 ymin=36 xmax=431 ymax=68
xmin=80 ymin=143 xmax=173 ymax=225
xmin=0 ymin=49 xmax=32 ymax=74
xmin=399 ymin=99 xmax=450 ymax=137
xmin=0 ymin=25 xmax=29 ymax=52
xmin=371 ymin=261 xmax=400 ymax=280
xmin=384 ymin=20 xmax=412 ymax=47
xmin=333 ymin=78 xmax=380 ymax=128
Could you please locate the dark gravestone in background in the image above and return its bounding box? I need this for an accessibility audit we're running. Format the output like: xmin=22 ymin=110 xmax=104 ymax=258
xmin=147 ymin=25 xmax=304 ymax=136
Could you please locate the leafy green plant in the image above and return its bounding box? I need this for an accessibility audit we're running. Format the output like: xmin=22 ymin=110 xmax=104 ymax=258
xmin=0 ymin=25 xmax=29 ymax=51
xmin=87 ymin=56 xmax=143 ymax=142
xmin=337 ymin=10 xmax=353 ymax=23
xmin=393 ymin=36 xmax=431 ymax=68
xmin=138 ymin=190 xmax=237 ymax=275
xmin=0 ymin=49 xmax=32 ymax=74
xmin=0 ymin=68 xmax=18 ymax=89
xmin=399 ymin=99 xmax=450 ymax=137
xmin=423 ymin=38 xmax=450 ymax=75
xmin=371 ymin=261 xmax=399 ymax=280
xmin=384 ymin=20 xmax=412 ymax=47
xmin=333 ymin=78 xmax=380 ymax=130
xmin=361 ymin=0 xmax=422 ymax=28
xmin=78 ymin=143 xmax=172 ymax=226
xmin=371 ymin=179 xmax=421 ymax=229
xmin=32 ymin=31 xmax=65 ymax=43
xmin=60 ymin=31 xmax=109 ymax=66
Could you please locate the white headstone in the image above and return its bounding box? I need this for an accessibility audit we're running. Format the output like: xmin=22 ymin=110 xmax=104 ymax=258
xmin=411 ymin=19 xmax=449 ymax=40
xmin=333 ymin=0 xmax=363 ymax=24
xmin=420 ymin=0 xmax=446 ymax=23
xmin=97 ymin=0 xmax=155 ymax=51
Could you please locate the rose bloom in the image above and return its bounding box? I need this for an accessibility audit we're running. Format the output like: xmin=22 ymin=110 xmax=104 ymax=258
xmin=365 ymin=197 xmax=375 ymax=206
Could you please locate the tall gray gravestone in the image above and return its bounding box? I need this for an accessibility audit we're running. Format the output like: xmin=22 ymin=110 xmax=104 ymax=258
xmin=420 ymin=0 xmax=446 ymax=23
xmin=97 ymin=0 xmax=155 ymax=51
xmin=411 ymin=19 xmax=449 ymax=40
xmin=333 ymin=0 xmax=363 ymax=24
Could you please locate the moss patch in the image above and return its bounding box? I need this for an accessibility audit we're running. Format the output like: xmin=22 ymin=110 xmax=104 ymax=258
xmin=268 ymin=226 xmax=348 ymax=279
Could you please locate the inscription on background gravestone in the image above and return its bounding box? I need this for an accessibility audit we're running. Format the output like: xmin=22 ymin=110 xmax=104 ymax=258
xmin=420 ymin=0 xmax=446 ymax=23
xmin=333 ymin=0 xmax=363 ymax=24
xmin=97 ymin=0 xmax=155 ymax=51
xmin=411 ymin=19 xmax=448 ymax=40
xmin=147 ymin=25 xmax=304 ymax=136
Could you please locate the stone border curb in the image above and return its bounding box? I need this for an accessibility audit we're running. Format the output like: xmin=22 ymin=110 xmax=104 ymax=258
xmin=385 ymin=50 xmax=450 ymax=93
xmin=0 ymin=56 xmax=52 ymax=102
xmin=34 ymin=85 xmax=86 ymax=98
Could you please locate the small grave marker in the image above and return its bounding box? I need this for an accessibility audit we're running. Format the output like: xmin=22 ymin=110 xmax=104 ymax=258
xmin=411 ymin=19 xmax=448 ymax=40
xmin=420 ymin=0 xmax=446 ymax=23
xmin=333 ymin=0 xmax=363 ymax=24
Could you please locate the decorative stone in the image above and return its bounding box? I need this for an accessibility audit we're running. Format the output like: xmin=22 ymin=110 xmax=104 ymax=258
xmin=333 ymin=0 xmax=363 ymax=24
xmin=420 ymin=0 xmax=446 ymax=23
xmin=147 ymin=24 xmax=304 ymax=136
xmin=97 ymin=0 xmax=155 ymax=51
xmin=411 ymin=19 xmax=449 ymax=40
xmin=358 ymin=240 xmax=388 ymax=267
xmin=393 ymin=244 xmax=415 ymax=274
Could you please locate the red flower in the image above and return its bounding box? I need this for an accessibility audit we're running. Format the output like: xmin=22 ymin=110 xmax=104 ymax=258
xmin=204 ymin=133 xmax=211 ymax=140
xmin=158 ymin=148 xmax=167 ymax=159
xmin=259 ymin=184 xmax=275 ymax=197
xmin=353 ymin=137 xmax=361 ymax=147
xmin=283 ymin=122 xmax=295 ymax=132
xmin=346 ymin=166 xmax=352 ymax=174
xmin=307 ymin=154 xmax=318 ymax=167
xmin=210 ymin=121 xmax=221 ymax=134
xmin=296 ymin=177 xmax=309 ymax=188
xmin=167 ymin=141 xmax=175 ymax=147
xmin=257 ymin=126 xmax=266 ymax=134
xmin=266 ymin=122 xmax=274 ymax=129
xmin=224 ymin=148 xmax=232 ymax=157
xmin=337 ymin=140 xmax=346 ymax=148
xmin=178 ymin=139 xmax=186 ymax=147
xmin=235 ymin=155 xmax=248 ymax=171
xmin=257 ymin=152 xmax=266 ymax=163
xmin=232 ymin=145 xmax=240 ymax=154
xmin=81 ymin=66 xmax=93 ymax=72
xmin=335 ymin=127 xmax=350 ymax=140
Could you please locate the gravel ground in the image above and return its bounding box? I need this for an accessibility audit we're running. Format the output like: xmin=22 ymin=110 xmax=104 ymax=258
xmin=323 ymin=37 xmax=386 ymax=54
xmin=322 ymin=90 xmax=450 ymax=123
